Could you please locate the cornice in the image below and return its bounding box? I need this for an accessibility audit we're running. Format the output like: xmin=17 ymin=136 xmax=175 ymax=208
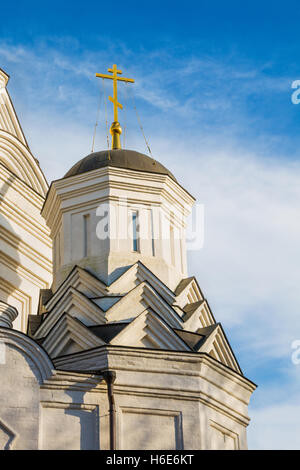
xmin=43 ymin=166 xmax=194 ymax=233
xmin=0 ymin=327 xmax=54 ymax=383
xmin=0 ymin=68 xmax=9 ymax=87
xmin=0 ymin=163 xmax=45 ymax=210
xmin=0 ymin=251 xmax=50 ymax=289
xmin=53 ymin=345 xmax=256 ymax=394
xmin=0 ymin=301 xmax=18 ymax=328
xmin=0 ymin=193 xmax=52 ymax=248
xmin=0 ymin=130 xmax=48 ymax=196
xmin=0 ymin=226 xmax=52 ymax=273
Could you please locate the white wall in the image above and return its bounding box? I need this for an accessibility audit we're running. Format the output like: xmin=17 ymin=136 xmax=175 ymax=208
xmin=43 ymin=167 xmax=194 ymax=291
xmin=0 ymin=330 xmax=252 ymax=450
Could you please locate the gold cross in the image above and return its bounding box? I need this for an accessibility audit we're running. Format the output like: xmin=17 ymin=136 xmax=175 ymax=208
xmin=96 ymin=64 xmax=134 ymax=149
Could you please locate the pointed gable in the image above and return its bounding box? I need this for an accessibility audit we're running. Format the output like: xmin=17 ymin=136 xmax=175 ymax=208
xmin=41 ymin=313 xmax=105 ymax=358
xmin=33 ymin=286 xmax=106 ymax=340
xmin=30 ymin=252 xmax=243 ymax=376
xmin=174 ymin=276 xmax=204 ymax=309
xmin=195 ymin=324 xmax=242 ymax=373
xmin=110 ymin=309 xmax=191 ymax=352
xmin=106 ymin=281 xmax=182 ymax=328
xmin=108 ymin=261 xmax=176 ymax=305
xmin=41 ymin=266 xmax=107 ymax=314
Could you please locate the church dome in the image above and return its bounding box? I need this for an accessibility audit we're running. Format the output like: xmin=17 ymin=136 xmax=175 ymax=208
xmin=64 ymin=149 xmax=177 ymax=182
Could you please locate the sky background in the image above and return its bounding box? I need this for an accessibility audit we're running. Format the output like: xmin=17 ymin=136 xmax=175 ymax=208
xmin=1 ymin=0 xmax=300 ymax=449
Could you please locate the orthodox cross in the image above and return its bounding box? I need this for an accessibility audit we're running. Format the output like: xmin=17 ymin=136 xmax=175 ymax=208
xmin=96 ymin=64 xmax=134 ymax=149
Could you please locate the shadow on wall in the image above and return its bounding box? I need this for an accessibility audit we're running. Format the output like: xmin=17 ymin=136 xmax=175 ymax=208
xmin=42 ymin=374 xmax=102 ymax=450
xmin=0 ymin=170 xmax=22 ymax=330
xmin=119 ymin=408 xmax=184 ymax=450
xmin=64 ymin=378 xmax=100 ymax=451
xmin=0 ymin=330 xmax=47 ymax=450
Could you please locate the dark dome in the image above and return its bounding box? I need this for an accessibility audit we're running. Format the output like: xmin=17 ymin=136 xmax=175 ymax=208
xmin=64 ymin=149 xmax=177 ymax=182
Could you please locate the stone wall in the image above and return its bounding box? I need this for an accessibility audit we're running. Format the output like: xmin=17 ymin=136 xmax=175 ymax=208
xmin=0 ymin=328 xmax=254 ymax=450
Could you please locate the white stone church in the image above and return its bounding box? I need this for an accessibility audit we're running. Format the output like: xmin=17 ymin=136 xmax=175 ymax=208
xmin=0 ymin=66 xmax=256 ymax=450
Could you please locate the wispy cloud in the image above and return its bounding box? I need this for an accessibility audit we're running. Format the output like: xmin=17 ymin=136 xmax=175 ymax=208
xmin=249 ymin=400 xmax=300 ymax=449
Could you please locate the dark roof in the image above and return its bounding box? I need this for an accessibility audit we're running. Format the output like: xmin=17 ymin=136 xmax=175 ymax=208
xmin=174 ymin=277 xmax=194 ymax=296
xmin=175 ymin=324 xmax=219 ymax=351
xmin=173 ymin=329 xmax=205 ymax=350
xmin=64 ymin=149 xmax=177 ymax=182
xmin=40 ymin=289 xmax=53 ymax=306
xmin=196 ymin=323 xmax=219 ymax=337
xmin=89 ymin=323 xmax=128 ymax=343
xmin=183 ymin=300 xmax=205 ymax=322
xmin=27 ymin=314 xmax=43 ymax=337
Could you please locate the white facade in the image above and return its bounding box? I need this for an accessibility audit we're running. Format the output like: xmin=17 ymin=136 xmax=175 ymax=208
xmin=44 ymin=165 xmax=194 ymax=291
xmin=0 ymin=328 xmax=254 ymax=450
xmin=0 ymin=69 xmax=256 ymax=450
xmin=0 ymin=68 xmax=52 ymax=332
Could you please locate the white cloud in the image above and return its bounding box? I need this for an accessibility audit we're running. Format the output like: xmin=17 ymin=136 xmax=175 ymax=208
xmin=179 ymin=143 xmax=300 ymax=357
xmin=248 ymin=400 xmax=300 ymax=449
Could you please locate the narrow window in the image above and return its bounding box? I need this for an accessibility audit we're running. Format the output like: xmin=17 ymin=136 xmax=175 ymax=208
xmin=150 ymin=209 xmax=155 ymax=256
xmin=132 ymin=211 xmax=139 ymax=252
xmin=83 ymin=214 xmax=90 ymax=257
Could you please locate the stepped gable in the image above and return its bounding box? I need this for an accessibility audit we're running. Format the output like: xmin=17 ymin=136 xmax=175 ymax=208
xmin=28 ymin=261 xmax=241 ymax=374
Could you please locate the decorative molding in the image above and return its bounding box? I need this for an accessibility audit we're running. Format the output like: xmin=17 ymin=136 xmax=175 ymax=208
xmin=34 ymin=286 xmax=106 ymax=339
xmin=0 ymin=328 xmax=54 ymax=384
xmin=0 ymin=301 xmax=18 ymax=328
xmin=0 ymin=277 xmax=31 ymax=331
xmin=39 ymin=402 xmax=99 ymax=450
xmin=110 ymin=309 xmax=190 ymax=351
xmin=0 ymin=69 xmax=9 ymax=88
xmin=210 ymin=419 xmax=240 ymax=450
xmin=196 ymin=324 xmax=241 ymax=373
xmin=53 ymin=345 xmax=256 ymax=392
xmin=183 ymin=299 xmax=215 ymax=330
xmin=0 ymin=251 xmax=49 ymax=289
xmin=0 ymin=130 xmax=48 ymax=196
xmin=42 ymin=313 xmax=105 ymax=358
xmin=0 ymin=192 xmax=52 ymax=248
xmin=119 ymin=406 xmax=183 ymax=450
xmin=44 ymin=266 xmax=107 ymax=313
xmin=0 ymin=162 xmax=45 ymax=209
xmin=0 ymin=226 xmax=52 ymax=274
xmin=42 ymin=166 xmax=194 ymax=237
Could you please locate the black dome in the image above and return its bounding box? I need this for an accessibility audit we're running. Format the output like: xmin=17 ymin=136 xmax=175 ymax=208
xmin=64 ymin=149 xmax=177 ymax=182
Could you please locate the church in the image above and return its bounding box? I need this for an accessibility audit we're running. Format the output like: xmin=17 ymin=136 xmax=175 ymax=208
xmin=0 ymin=65 xmax=256 ymax=450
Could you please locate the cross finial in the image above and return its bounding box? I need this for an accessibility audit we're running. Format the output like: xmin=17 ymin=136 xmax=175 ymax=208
xmin=96 ymin=64 xmax=134 ymax=150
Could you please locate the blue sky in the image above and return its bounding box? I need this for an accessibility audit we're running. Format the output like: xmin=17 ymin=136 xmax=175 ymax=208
xmin=1 ymin=0 xmax=300 ymax=449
